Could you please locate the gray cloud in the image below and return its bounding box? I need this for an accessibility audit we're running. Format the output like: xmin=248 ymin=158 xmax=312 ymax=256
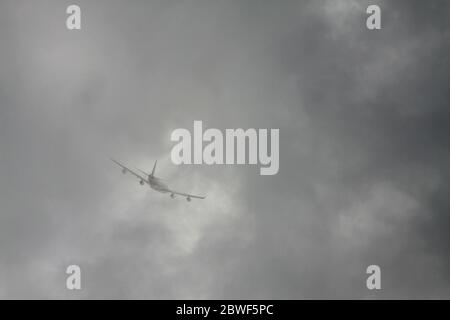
xmin=0 ymin=0 xmax=449 ymax=299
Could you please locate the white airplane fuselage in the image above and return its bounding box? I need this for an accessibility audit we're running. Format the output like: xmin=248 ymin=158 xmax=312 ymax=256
xmin=148 ymin=176 xmax=170 ymax=193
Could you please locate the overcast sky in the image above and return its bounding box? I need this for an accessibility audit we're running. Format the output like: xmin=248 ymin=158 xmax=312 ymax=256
xmin=0 ymin=0 xmax=449 ymax=299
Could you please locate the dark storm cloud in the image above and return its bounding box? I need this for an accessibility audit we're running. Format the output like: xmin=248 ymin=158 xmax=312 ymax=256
xmin=0 ymin=0 xmax=449 ymax=298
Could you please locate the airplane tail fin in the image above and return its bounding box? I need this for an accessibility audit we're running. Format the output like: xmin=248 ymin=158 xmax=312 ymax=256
xmin=151 ymin=160 xmax=157 ymax=177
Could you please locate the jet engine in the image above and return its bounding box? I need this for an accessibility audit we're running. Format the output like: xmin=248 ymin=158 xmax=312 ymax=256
xmin=140 ymin=180 xmax=145 ymax=185
xmin=186 ymin=197 xmax=191 ymax=202
xmin=122 ymin=168 xmax=127 ymax=174
xmin=170 ymin=193 xmax=175 ymax=199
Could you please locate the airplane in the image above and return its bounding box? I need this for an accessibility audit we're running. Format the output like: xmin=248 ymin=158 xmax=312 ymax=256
xmin=110 ymin=158 xmax=206 ymax=202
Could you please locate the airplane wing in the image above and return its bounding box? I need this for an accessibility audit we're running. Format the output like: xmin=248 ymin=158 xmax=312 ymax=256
xmin=169 ymin=189 xmax=206 ymax=200
xmin=110 ymin=158 xmax=148 ymax=184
